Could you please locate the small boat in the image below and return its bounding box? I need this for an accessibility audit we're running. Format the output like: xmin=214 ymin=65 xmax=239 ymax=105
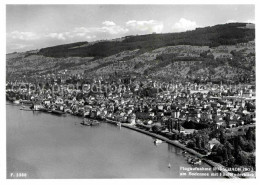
xmin=91 ymin=120 xmax=100 ymax=126
xmin=154 ymin=139 xmax=163 ymax=144
xmin=168 ymin=163 xmax=171 ymax=168
xmin=13 ymin=100 xmax=20 ymax=104
xmin=187 ymin=156 xmax=202 ymax=165
xmin=106 ymin=119 xmax=119 ymax=126
xmin=187 ymin=156 xmax=192 ymax=163
xmin=51 ymin=109 xmax=65 ymax=115
xmin=192 ymin=158 xmax=202 ymax=165
xmin=20 ymin=100 xmax=33 ymax=105
xmin=81 ymin=121 xmax=91 ymax=126
xmin=38 ymin=107 xmax=49 ymax=112
xmin=81 ymin=120 xmax=100 ymax=126
xmin=20 ymin=107 xmax=33 ymax=111
xmin=20 ymin=104 xmax=30 ymax=110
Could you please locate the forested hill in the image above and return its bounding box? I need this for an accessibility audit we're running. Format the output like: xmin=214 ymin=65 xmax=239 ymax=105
xmin=38 ymin=23 xmax=255 ymax=58
xmin=7 ymin=22 xmax=255 ymax=83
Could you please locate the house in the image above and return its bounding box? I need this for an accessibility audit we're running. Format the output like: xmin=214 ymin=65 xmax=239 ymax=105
xmin=43 ymin=99 xmax=51 ymax=105
xmin=208 ymin=138 xmax=220 ymax=149
xmin=127 ymin=113 xmax=136 ymax=125
xmin=171 ymin=110 xmax=180 ymax=118
xmin=228 ymin=120 xmax=238 ymax=128
xmin=149 ymin=112 xmax=155 ymax=117
xmin=79 ymin=99 xmax=85 ymax=106
xmin=33 ymin=101 xmax=44 ymax=110
xmin=214 ymin=115 xmax=224 ymax=128
xmin=90 ymin=109 xmax=97 ymax=118
xmin=157 ymin=104 xmax=164 ymax=111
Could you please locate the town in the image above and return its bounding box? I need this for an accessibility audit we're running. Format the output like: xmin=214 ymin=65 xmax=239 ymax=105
xmin=6 ymin=72 xmax=256 ymax=177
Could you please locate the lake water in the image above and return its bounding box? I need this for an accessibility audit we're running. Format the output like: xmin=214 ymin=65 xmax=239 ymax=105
xmin=6 ymin=104 xmax=222 ymax=178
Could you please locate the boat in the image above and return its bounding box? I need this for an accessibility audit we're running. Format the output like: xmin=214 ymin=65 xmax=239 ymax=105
xmin=168 ymin=163 xmax=171 ymax=168
xmin=80 ymin=121 xmax=91 ymax=126
xmin=91 ymin=120 xmax=100 ymax=126
xmin=51 ymin=109 xmax=65 ymax=115
xmin=187 ymin=156 xmax=202 ymax=165
xmin=106 ymin=118 xmax=120 ymax=126
xmin=20 ymin=106 xmax=33 ymax=111
xmin=193 ymin=158 xmax=202 ymax=165
xmin=13 ymin=100 xmax=20 ymax=104
xmin=154 ymin=139 xmax=163 ymax=145
xmin=81 ymin=120 xmax=100 ymax=126
xmin=38 ymin=107 xmax=50 ymax=112
xmin=20 ymin=100 xmax=33 ymax=105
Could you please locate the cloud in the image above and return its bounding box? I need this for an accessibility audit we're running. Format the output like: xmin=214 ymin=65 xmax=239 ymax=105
xmin=246 ymin=19 xmax=255 ymax=24
xmin=226 ymin=19 xmax=255 ymax=24
xmin=101 ymin=25 xmax=128 ymax=35
xmin=102 ymin=21 xmax=116 ymax=26
xmin=72 ymin=22 xmax=128 ymax=35
xmin=173 ymin=18 xmax=197 ymax=32
xmin=7 ymin=31 xmax=40 ymax=40
xmin=73 ymin=27 xmax=90 ymax=34
xmin=46 ymin=33 xmax=66 ymax=40
xmin=86 ymin=35 xmax=97 ymax=39
xmin=42 ymin=21 xmax=127 ymax=42
xmin=71 ymin=27 xmax=90 ymax=38
xmin=226 ymin=19 xmax=237 ymax=23
xmin=101 ymin=21 xmax=128 ymax=35
xmin=45 ymin=29 xmax=97 ymax=41
xmin=10 ymin=43 xmax=30 ymax=49
xmin=8 ymin=20 xmax=166 ymax=52
xmin=126 ymin=20 xmax=163 ymax=33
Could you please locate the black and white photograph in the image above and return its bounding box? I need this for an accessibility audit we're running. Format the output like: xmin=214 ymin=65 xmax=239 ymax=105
xmin=3 ymin=1 xmax=257 ymax=180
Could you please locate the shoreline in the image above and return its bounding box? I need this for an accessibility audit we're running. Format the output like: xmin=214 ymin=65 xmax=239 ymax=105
xmin=105 ymin=119 xmax=237 ymax=179
xmin=7 ymin=103 xmax=246 ymax=178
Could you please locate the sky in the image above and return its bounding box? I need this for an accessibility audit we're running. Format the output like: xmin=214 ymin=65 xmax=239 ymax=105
xmin=6 ymin=4 xmax=255 ymax=53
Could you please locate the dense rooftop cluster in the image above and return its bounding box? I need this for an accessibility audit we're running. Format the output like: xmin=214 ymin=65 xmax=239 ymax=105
xmin=6 ymin=75 xmax=256 ymax=172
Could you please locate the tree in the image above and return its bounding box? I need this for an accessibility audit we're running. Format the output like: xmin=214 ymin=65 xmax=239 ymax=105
xmin=176 ymin=121 xmax=181 ymax=132
xmin=234 ymin=138 xmax=242 ymax=158
xmin=213 ymin=156 xmax=223 ymax=163
xmin=242 ymin=115 xmax=252 ymax=125
xmin=236 ymin=151 xmax=248 ymax=166
xmin=219 ymin=131 xmax=227 ymax=144
xmin=222 ymin=148 xmax=228 ymax=161
xmin=246 ymin=128 xmax=254 ymax=141
xmin=247 ymin=154 xmax=255 ymax=169
xmin=195 ymin=136 xmax=202 ymax=149
xmin=225 ymin=141 xmax=233 ymax=159
xmin=237 ymin=136 xmax=247 ymax=150
xmin=187 ymin=141 xmax=196 ymax=149
xmin=227 ymin=157 xmax=235 ymax=167
xmin=245 ymin=140 xmax=254 ymax=152
xmin=152 ymin=125 xmax=162 ymax=134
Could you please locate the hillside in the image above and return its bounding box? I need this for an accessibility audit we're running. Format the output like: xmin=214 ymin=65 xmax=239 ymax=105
xmin=38 ymin=23 xmax=254 ymax=58
xmin=6 ymin=23 xmax=255 ymax=83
